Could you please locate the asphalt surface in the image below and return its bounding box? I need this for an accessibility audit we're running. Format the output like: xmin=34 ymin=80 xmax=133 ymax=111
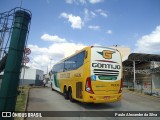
xmin=26 ymin=87 xmax=160 ymax=120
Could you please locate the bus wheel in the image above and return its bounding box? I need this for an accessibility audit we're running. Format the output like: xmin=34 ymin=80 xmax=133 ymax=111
xmin=69 ymin=88 xmax=75 ymax=102
xmin=63 ymin=87 xmax=69 ymax=100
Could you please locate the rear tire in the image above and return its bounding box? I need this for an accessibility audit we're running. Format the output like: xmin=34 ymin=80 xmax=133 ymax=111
xmin=63 ymin=87 xmax=69 ymax=100
xmin=69 ymin=88 xmax=75 ymax=102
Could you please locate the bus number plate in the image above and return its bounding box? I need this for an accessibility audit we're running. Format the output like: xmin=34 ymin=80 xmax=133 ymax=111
xmin=104 ymin=96 xmax=110 ymax=100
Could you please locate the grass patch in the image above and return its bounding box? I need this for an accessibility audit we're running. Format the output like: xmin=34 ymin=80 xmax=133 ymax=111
xmin=14 ymin=86 xmax=30 ymax=120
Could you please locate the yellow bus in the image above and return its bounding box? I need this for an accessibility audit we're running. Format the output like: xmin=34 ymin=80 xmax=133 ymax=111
xmin=50 ymin=46 xmax=122 ymax=103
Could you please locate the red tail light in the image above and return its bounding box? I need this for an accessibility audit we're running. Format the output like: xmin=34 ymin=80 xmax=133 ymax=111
xmin=85 ymin=77 xmax=94 ymax=94
xmin=119 ymin=79 xmax=122 ymax=93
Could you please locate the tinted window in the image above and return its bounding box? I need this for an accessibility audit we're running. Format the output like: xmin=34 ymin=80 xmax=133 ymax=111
xmin=77 ymin=51 xmax=85 ymax=68
xmin=52 ymin=62 xmax=64 ymax=73
xmin=65 ymin=56 xmax=77 ymax=71
xmin=52 ymin=64 xmax=58 ymax=73
xmin=64 ymin=51 xmax=85 ymax=71
xmin=58 ymin=62 xmax=64 ymax=72
xmin=53 ymin=51 xmax=85 ymax=72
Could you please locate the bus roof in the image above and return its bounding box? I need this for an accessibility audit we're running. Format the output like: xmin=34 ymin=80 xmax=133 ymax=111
xmin=53 ymin=46 xmax=120 ymax=65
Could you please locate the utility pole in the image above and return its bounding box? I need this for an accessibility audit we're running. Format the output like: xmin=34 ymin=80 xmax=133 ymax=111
xmin=133 ymin=61 xmax=136 ymax=90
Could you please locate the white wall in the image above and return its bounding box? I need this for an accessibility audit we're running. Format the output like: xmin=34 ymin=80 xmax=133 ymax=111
xmin=20 ymin=68 xmax=44 ymax=81
xmin=20 ymin=68 xmax=36 ymax=80
xmin=110 ymin=47 xmax=131 ymax=61
xmin=152 ymin=73 xmax=160 ymax=89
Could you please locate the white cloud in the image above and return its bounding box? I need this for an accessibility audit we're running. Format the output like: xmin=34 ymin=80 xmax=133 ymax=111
xmin=84 ymin=8 xmax=96 ymax=23
xmin=95 ymin=9 xmax=108 ymax=17
xmin=65 ymin=0 xmax=103 ymax=4
xmin=41 ymin=34 xmax=67 ymax=42
xmin=84 ymin=8 xmax=89 ymax=21
xmin=88 ymin=0 xmax=104 ymax=4
xmin=60 ymin=9 xmax=96 ymax=29
xmin=60 ymin=12 xmax=83 ymax=29
xmin=95 ymin=9 xmax=103 ymax=12
xmin=100 ymin=12 xmax=107 ymax=17
xmin=84 ymin=8 xmax=91 ymax=22
xmin=90 ymin=11 xmax=96 ymax=17
xmin=65 ymin=0 xmax=75 ymax=4
xmin=79 ymin=0 xmax=86 ymax=4
xmin=134 ymin=25 xmax=160 ymax=54
xmin=60 ymin=12 xmax=68 ymax=18
xmin=88 ymin=25 xmax=100 ymax=30
xmin=106 ymin=30 xmax=112 ymax=34
xmin=28 ymin=38 xmax=86 ymax=73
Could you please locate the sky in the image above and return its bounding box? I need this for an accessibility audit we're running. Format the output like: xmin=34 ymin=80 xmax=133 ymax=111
xmin=0 ymin=0 xmax=160 ymax=73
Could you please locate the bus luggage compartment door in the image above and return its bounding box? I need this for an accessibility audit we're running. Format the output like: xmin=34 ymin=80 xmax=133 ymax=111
xmin=76 ymin=82 xmax=83 ymax=99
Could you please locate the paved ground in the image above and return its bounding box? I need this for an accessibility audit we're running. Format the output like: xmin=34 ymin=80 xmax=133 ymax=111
xmin=26 ymin=87 xmax=160 ymax=120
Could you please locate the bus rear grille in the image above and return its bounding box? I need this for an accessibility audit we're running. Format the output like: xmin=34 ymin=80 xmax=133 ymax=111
xmin=93 ymin=69 xmax=119 ymax=76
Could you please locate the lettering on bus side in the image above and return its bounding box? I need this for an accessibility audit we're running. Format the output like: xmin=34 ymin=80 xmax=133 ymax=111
xmin=60 ymin=73 xmax=70 ymax=78
xmin=92 ymin=63 xmax=121 ymax=69
xmin=74 ymin=73 xmax=81 ymax=77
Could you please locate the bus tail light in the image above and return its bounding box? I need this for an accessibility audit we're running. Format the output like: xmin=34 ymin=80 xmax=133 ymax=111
xmin=119 ymin=79 xmax=122 ymax=93
xmin=85 ymin=77 xmax=94 ymax=94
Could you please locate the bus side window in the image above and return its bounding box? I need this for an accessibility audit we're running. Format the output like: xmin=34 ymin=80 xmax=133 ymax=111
xmin=58 ymin=63 xmax=64 ymax=72
xmin=64 ymin=56 xmax=77 ymax=71
xmin=70 ymin=56 xmax=77 ymax=69
xmin=77 ymin=51 xmax=85 ymax=68
xmin=52 ymin=64 xmax=57 ymax=73
xmin=64 ymin=51 xmax=85 ymax=71
xmin=64 ymin=60 xmax=69 ymax=71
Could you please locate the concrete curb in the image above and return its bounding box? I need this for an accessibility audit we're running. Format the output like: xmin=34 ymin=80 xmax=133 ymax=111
xmin=23 ymin=87 xmax=30 ymax=120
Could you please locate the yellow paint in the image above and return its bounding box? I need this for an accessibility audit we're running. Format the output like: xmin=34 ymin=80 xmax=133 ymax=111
xmin=102 ymin=50 xmax=115 ymax=59
xmin=52 ymin=46 xmax=122 ymax=103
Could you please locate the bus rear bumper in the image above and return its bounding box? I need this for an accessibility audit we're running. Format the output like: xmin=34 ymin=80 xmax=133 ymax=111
xmin=83 ymin=93 xmax=122 ymax=103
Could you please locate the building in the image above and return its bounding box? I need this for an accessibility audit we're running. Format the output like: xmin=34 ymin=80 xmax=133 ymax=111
xmin=110 ymin=46 xmax=131 ymax=61
xmin=110 ymin=46 xmax=160 ymax=96
xmin=0 ymin=66 xmax=44 ymax=88
xmin=20 ymin=66 xmax=44 ymax=86
xmin=123 ymin=53 xmax=160 ymax=95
